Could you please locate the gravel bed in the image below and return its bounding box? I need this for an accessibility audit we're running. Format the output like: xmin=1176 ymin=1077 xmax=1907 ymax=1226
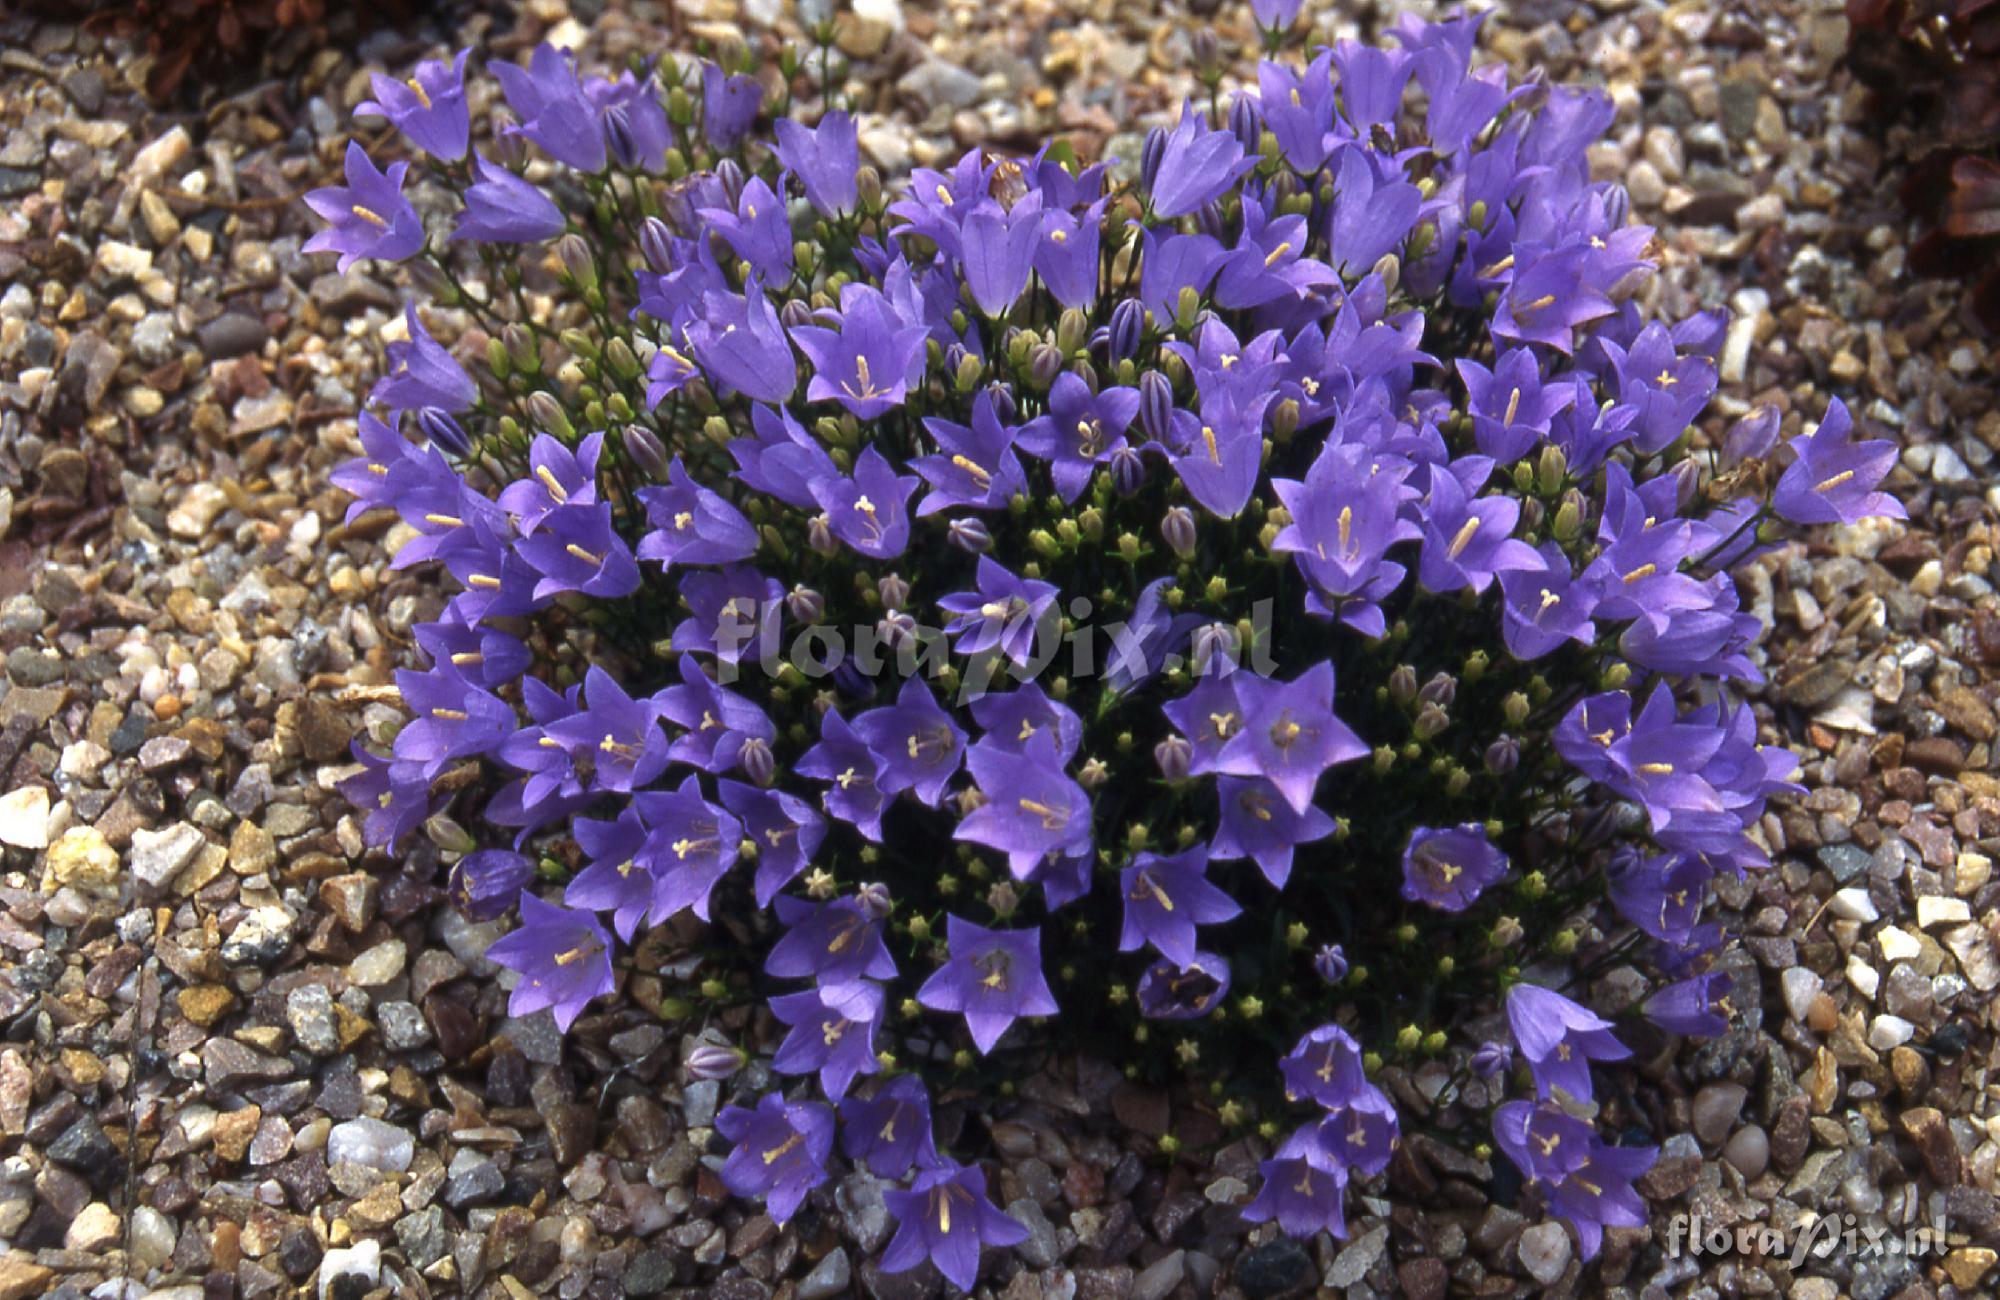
xmin=0 ymin=0 xmax=1996 ymax=1297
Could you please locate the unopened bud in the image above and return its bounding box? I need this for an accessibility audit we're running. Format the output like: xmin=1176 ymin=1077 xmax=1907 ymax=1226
xmin=948 ymin=517 xmax=993 ymax=552
xmin=857 ymin=881 xmax=893 ymax=919
xmin=1056 ymin=308 xmax=1089 ymax=356
xmin=623 ymin=425 xmax=669 ymax=479
xmin=1484 ymin=736 xmax=1519 ymax=776
xmin=1109 ymin=298 xmax=1145 ymax=360
xmin=1388 ymin=664 xmax=1418 ymax=703
xmin=1162 ymin=506 xmax=1197 ymax=559
xmin=1110 ymin=446 xmax=1146 ymax=496
xmin=1138 ymin=369 xmax=1175 ymax=444
xmin=416 ymin=407 xmax=471 ymax=458
xmin=1419 ymin=672 xmax=1456 ymax=707
xmin=877 ymin=574 xmax=910 ymax=610
xmin=739 ymin=737 xmax=776 ymax=785
xmin=808 ymin=513 xmax=837 ymax=555
xmin=1154 ymin=735 xmax=1192 ymax=781
xmin=503 ymin=323 xmax=539 ymax=373
xmin=786 ymin=586 xmax=825 ymax=623
xmin=525 ymin=391 xmax=573 ymax=439
xmin=1414 ymin=702 xmax=1450 ymax=739
xmin=557 ymin=233 xmax=597 ymax=294
xmin=1028 ymin=343 xmax=1064 ymax=389
xmin=685 ymin=1043 xmax=745 ymax=1081
xmin=1314 ymin=944 xmax=1348 ymax=984
xmin=640 ymin=216 xmax=676 ymax=273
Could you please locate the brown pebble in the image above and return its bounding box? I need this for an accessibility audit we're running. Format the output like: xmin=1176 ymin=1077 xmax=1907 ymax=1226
xmin=153 ymin=694 xmax=182 ymax=720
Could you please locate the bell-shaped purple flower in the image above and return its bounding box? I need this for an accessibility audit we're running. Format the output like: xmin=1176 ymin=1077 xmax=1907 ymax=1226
xmin=1243 ymin=1125 xmax=1350 ymax=1240
xmin=880 ymin=1159 xmax=1030 ymax=1292
xmin=702 ymin=62 xmax=762 ymax=150
xmin=939 ymin=557 xmax=1059 ymax=669
xmin=303 ymin=141 xmax=425 ymax=274
xmin=453 ymin=153 xmax=566 ymax=244
xmin=1118 ymin=847 xmax=1241 ymax=969
xmin=688 ymin=281 xmax=797 ymax=403
xmin=357 ymin=51 xmax=471 ymax=161
xmin=1147 ymin=102 xmax=1255 ymax=219
xmin=954 ymin=733 xmax=1093 ymax=881
xmin=1134 ymin=951 xmax=1230 ymax=1019
xmin=916 ymin=916 xmax=1058 ymax=1054
xmin=485 ymin=892 xmax=616 ymax=1031
xmin=770 ymin=981 xmax=884 ymax=1099
xmin=1506 ymin=983 xmax=1632 ymax=1102
xmin=493 ymin=44 xmax=606 ymax=172
xmin=839 ymin=1075 xmax=938 ymax=1179
xmin=636 ymin=456 xmax=760 ymax=568
xmin=716 ymin=1095 xmax=834 ymax=1224
xmin=1400 ymin=824 xmax=1509 ymax=912
xmin=776 ymin=109 xmax=860 ymax=217
xmin=1772 ymin=398 xmax=1905 ymax=526
xmin=853 ymin=676 xmax=967 ymax=808
xmin=791 ymin=283 xmax=929 ymax=420
xmin=812 ymin=446 xmax=919 ymax=559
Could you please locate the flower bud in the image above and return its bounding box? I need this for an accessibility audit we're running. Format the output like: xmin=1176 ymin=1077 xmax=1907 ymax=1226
xmin=1552 ymin=494 xmax=1583 ymax=541
xmin=1161 ymin=506 xmax=1197 ymax=559
xmin=1109 ymin=446 xmax=1147 ymax=496
xmin=877 ymin=611 xmax=918 ymax=652
xmin=503 ymin=323 xmax=539 ymax=373
xmin=715 ymin=158 xmax=745 ymax=205
xmin=781 ymin=297 xmax=821 ymax=331
xmin=1196 ymin=199 xmax=1226 ymax=241
xmin=1192 ymin=28 xmax=1221 ymax=72
xmin=740 ymin=737 xmax=776 ymax=786
xmin=1140 ymin=126 xmax=1167 ymax=193
xmin=1138 ymin=369 xmax=1175 ymax=443
xmin=953 ymin=349 xmax=983 ymax=393
xmin=877 ymin=573 xmax=910 ymax=610
xmin=1154 ymin=734 xmax=1192 ymax=781
xmin=1056 ymin=308 xmax=1089 ymax=356
xmin=1229 ymin=95 xmax=1263 ymax=153
xmin=786 ymin=585 xmax=825 ymax=624
xmin=985 ymin=381 xmax=1018 ymax=423
xmin=1418 ymin=672 xmax=1456 ymax=707
xmin=1174 ymin=285 xmax=1202 ymax=331
xmin=1191 ymin=622 xmax=1237 ymax=674
xmin=685 ymin=1043 xmax=746 ymax=1081
xmin=486 ymin=335 xmax=511 ymax=381
xmin=1470 ymin=1040 xmax=1512 ymax=1079
xmin=856 ymin=881 xmax=892 ymax=918
xmin=526 ymin=391 xmax=573 ymax=439
xmin=1413 ymin=702 xmax=1450 ymax=739
xmin=947 ymin=517 xmax=993 ymax=552
xmin=557 ymin=233 xmax=598 ymax=295
xmin=1484 ymin=736 xmax=1519 ymax=776
xmin=1313 ymin=944 xmax=1348 ymax=984
xmin=623 ymin=425 xmax=669 ymax=479
xmin=1536 ymin=443 xmax=1568 ymax=495
xmin=1109 ymin=298 xmax=1145 ymax=360
xmin=1269 ymin=398 xmax=1299 ymax=441
xmin=641 ymin=216 xmax=677 ymax=273
xmin=1723 ymin=405 xmax=1781 ymax=467
xmin=416 ymin=407 xmax=472 ymax=458
xmin=808 ymin=513 xmax=838 ymax=555
xmin=1028 ymin=343 xmax=1064 ymax=389
xmin=1388 ymin=664 xmax=1418 ymax=703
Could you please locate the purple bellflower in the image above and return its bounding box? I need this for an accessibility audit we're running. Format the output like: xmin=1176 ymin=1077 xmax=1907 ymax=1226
xmin=939 ymin=557 xmax=1059 ymax=669
xmin=852 ymin=676 xmax=968 ymax=808
xmin=1243 ymin=1125 xmax=1350 ymax=1240
xmin=715 ymin=1095 xmax=834 ymax=1224
xmin=485 ymin=892 xmax=616 ymax=1031
xmin=1400 ymin=824 xmax=1509 ymax=912
xmin=954 ymin=733 xmax=1093 ymax=881
xmin=357 ymin=51 xmax=471 ymax=160
xmin=1016 ymin=374 xmax=1142 ymax=503
xmin=790 ymin=283 xmax=929 ymax=420
xmin=880 ymin=1160 xmax=1030 ymax=1292
xmin=1134 ymin=951 xmax=1231 ymax=1019
xmin=1772 ymin=398 xmax=1905 ymax=526
xmin=1148 ymin=103 xmax=1255 ymax=219
xmin=766 ymin=895 xmax=898 ymax=989
xmin=776 ymin=109 xmax=860 ymax=217
xmin=1118 ymin=847 xmax=1242 ymax=968
xmin=770 ymin=981 xmax=884 ymax=1098
xmin=303 ymin=142 xmax=425 ymax=274
xmin=493 ymin=44 xmax=606 ymax=172
xmin=1506 ymin=983 xmax=1632 ymax=1102
xmin=453 ymin=154 xmax=566 ymax=244
xmin=839 ymin=1076 xmax=939 ymax=1179
xmin=372 ymin=305 xmax=477 ymax=415
xmin=916 ymin=916 xmax=1059 ymax=1054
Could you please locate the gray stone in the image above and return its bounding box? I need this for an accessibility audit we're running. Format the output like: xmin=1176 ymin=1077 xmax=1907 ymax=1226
xmin=1006 ymin=1198 xmax=1061 ymax=1268
xmin=797 ymin=1248 xmax=851 ymax=1300
xmin=286 ymin=985 xmax=340 ymax=1056
xmin=378 ymin=1001 xmax=431 ymax=1052
xmin=327 ymin=1117 xmax=414 ymax=1173
xmin=1518 ymin=1221 xmax=1572 ymax=1285
xmin=129 ymin=823 xmax=205 ymax=896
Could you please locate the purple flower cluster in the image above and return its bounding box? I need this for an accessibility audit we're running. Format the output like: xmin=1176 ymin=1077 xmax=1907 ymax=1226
xmin=314 ymin=14 xmax=1903 ymax=1278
